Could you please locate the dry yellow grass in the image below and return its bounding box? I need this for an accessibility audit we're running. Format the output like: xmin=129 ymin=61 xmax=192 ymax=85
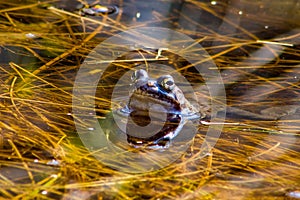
xmin=0 ymin=0 xmax=299 ymax=199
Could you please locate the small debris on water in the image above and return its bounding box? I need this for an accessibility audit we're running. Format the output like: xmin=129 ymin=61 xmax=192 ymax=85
xmin=47 ymin=159 xmax=60 ymax=166
xmin=211 ymin=1 xmax=217 ymax=5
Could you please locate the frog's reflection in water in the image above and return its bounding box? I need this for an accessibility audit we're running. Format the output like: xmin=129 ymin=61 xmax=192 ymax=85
xmin=104 ymin=110 xmax=197 ymax=151
xmin=126 ymin=112 xmax=183 ymax=148
xmin=98 ymin=111 xmax=198 ymax=172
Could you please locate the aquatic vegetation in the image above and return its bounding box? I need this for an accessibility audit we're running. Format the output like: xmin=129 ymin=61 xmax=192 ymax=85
xmin=0 ymin=0 xmax=299 ymax=199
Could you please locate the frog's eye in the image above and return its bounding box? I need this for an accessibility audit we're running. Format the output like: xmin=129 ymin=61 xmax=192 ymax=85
xmin=158 ymin=75 xmax=175 ymax=91
xmin=131 ymin=69 xmax=148 ymax=82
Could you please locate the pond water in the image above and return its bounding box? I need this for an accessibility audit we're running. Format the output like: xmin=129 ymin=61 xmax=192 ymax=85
xmin=0 ymin=0 xmax=299 ymax=199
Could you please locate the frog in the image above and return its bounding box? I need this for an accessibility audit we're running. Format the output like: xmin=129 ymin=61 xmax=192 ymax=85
xmin=114 ymin=69 xmax=200 ymax=148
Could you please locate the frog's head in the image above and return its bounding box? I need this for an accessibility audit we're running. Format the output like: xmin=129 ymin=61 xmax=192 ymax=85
xmin=127 ymin=69 xmax=198 ymax=118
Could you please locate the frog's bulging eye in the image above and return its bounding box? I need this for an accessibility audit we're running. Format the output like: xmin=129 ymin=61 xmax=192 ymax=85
xmin=158 ymin=75 xmax=175 ymax=91
xmin=165 ymin=80 xmax=174 ymax=86
xmin=131 ymin=69 xmax=148 ymax=82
